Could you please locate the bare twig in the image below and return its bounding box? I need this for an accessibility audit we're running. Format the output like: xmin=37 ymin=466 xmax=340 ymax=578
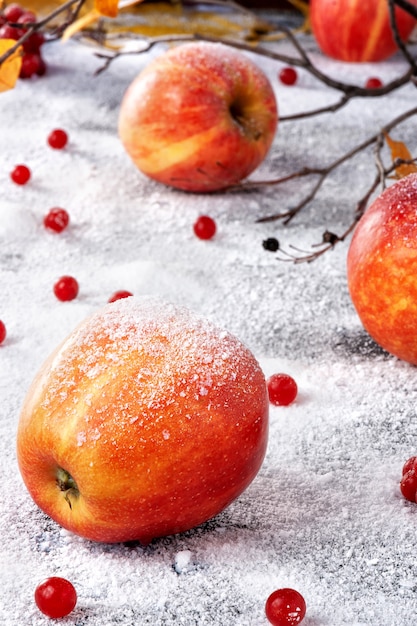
xmin=252 ymin=105 xmax=417 ymax=226
xmin=0 ymin=0 xmax=86 ymax=65
xmin=93 ymin=26 xmax=414 ymax=120
xmin=388 ymin=0 xmax=417 ymax=70
xmin=393 ymin=0 xmax=417 ymax=19
xmin=279 ymin=155 xmax=417 ymax=264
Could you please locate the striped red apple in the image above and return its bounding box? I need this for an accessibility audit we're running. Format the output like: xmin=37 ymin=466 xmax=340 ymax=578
xmin=118 ymin=42 xmax=278 ymax=192
xmin=16 ymin=298 xmax=269 ymax=543
xmin=347 ymin=174 xmax=417 ymax=365
xmin=310 ymin=0 xmax=417 ymax=62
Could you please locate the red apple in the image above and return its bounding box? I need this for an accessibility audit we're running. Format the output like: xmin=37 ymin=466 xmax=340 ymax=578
xmin=347 ymin=173 xmax=417 ymax=364
xmin=310 ymin=0 xmax=417 ymax=62
xmin=118 ymin=41 xmax=278 ymax=192
xmin=16 ymin=297 xmax=269 ymax=543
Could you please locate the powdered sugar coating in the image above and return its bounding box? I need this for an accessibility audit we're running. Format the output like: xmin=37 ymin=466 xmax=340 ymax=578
xmin=17 ymin=297 xmax=268 ymax=543
xmin=43 ymin=296 xmax=267 ymax=428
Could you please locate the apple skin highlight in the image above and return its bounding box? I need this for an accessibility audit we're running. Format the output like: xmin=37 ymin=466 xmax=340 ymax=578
xmin=16 ymin=298 xmax=269 ymax=544
xmin=118 ymin=42 xmax=278 ymax=193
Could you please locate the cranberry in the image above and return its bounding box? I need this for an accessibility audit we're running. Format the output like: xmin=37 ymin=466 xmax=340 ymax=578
xmin=10 ymin=164 xmax=31 ymax=185
xmin=193 ymin=215 xmax=216 ymax=240
xmin=36 ymin=56 xmax=47 ymax=76
xmin=267 ymin=373 xmax=298 ymax=407
xmin=0 ymin=23 xmax=22 ymax=40
xmin=0 ymin=321 xmax=6 ymax=345
xmin=3 ymin=3 xmax=24 ymax=22
xmin=265 ymin=588 xmax=306 ymax=626
xmin=108 ymin=290 xmax=133 ymax=303
xmin=34 ymin=577 xmax=77 ymax=619
xmin=44 ymin=208 xmax=70 ymax=233
xmin=23 ymin=31 xmax=45 ymax=53
xmin=400 ymin=456 xmax=417 ymax=502
xmin=279 ymin=67 xmax=298 ymax=86
xmin=53 ymin=276 xmax=79 ymax=302
xmin=365 ymin=77 xmax=383 ymax=89
xmin=19 ymin=53 xmax=41 ymax=79
xmin=17 ymin=10 xmax=36 ymax=24
xmin=47 ymin=129 xmax=68 ymax=150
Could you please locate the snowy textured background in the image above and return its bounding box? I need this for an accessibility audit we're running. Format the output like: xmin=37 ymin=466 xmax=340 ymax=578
xmin=1 ymin=21 xmax=417 ymax=626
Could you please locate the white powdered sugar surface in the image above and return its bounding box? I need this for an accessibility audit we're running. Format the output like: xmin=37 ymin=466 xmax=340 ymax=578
xmin=1 ymin=27 xmax=417 ymax=626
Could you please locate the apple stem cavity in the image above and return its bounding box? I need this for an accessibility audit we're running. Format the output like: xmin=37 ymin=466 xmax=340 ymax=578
xmin=229 ymin=100 xmax=262 ymax=141
xmin=56 ymin=467 xmax=79 ymax=509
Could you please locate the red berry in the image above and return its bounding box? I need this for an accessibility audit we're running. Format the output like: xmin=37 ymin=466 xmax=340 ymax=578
xmin=402 ymin=456 xmax=417 ymax=475
xmin=267 ymin=373 xmax=298 ymax=407
xmin=53 ymin=276 xmax=79 ymax=302
xmin=34 ymin=577 xmax=77 ymax=619
xmin=36 ymin=55 xmax=47 ymax=76
xmin=193 ymin=215 xmax=216 ymax=240
xmin=0 ymin=320 xmax=6 ymax=345
xmin=365 ymin=77 xmax=383 ymax=89
xmin=23 ymin=31 xmax=45 ymax=53
xmin=3 ymin=3 xmax=24 ymax=22
xmin=17 ymin=10 xmax=36 ymax=24
xmin=44 ymin=207 xmax=70 ymax=233
xmin=19 ymin=52 xmax=41 ymax=78
xmin=265 ymin=588 xmax=306 ymax=626
xmin=108 ymin=290 xmax=133 ymax=303
xmin=0 ymin=23 xmax=22 ymax=39
xmin=400 ymin=456 xmax=417 ymax=502
xmin=10 ymin=164 xmax=31 ymax=185
xmin=279 ymin=67 xmax=298 ymax=86
xmin=47 ymin=129 xmax=68 ymax=150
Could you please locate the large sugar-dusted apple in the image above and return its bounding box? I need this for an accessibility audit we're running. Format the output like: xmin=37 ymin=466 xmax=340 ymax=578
xmin=310 ymin=0 xmax=417 ymax=62
xmin=118 ymin=41 xmax=278 ymax=192
xmin=16 ymin=297 xmax=269 ymax=543
xmin=347 ymin=174 xmax=417 ymax=365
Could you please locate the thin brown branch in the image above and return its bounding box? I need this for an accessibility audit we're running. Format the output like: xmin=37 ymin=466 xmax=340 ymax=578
xmin=279 ymin=154 xmax=416 ymax=264
xmin=393 ymin=0 xmax=417 ymax=19
xmin=93 ymin=26 xmax=414 ymax=120
xmin=253 ymin=105 xmax=417 ymax=225
xmin=388 ymin=0 xmax=417 ymax=70
xmin=0 ymin=0 xmax=86 ymax=65
xmin=280 ymin=66 xmax=414 ymax=120
xmin=274 ymin=152 xmax=417 ymax=263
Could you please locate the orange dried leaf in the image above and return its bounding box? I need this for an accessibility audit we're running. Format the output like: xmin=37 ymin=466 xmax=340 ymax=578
xmin=95 ymin=0 xmax=118 ymax=18
xmin=384 ymin=132 xmax=417 ymax=179
xmin=0 ymin=40 xmax=22 ymax=92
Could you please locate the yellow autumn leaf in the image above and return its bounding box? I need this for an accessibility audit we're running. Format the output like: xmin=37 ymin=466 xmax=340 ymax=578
xmin=0 ymin=40 xmax=22 ymax=93
xmin=384 ymin=132 xmax=417 ymax=179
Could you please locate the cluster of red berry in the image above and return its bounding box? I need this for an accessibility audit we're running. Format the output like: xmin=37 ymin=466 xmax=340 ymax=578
xmin=0 ymin=2 xmax=46 ymax=79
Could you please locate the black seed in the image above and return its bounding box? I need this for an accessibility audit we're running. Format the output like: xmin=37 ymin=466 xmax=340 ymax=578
xmin=262 ymin=237 xmax=279 ymax=252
